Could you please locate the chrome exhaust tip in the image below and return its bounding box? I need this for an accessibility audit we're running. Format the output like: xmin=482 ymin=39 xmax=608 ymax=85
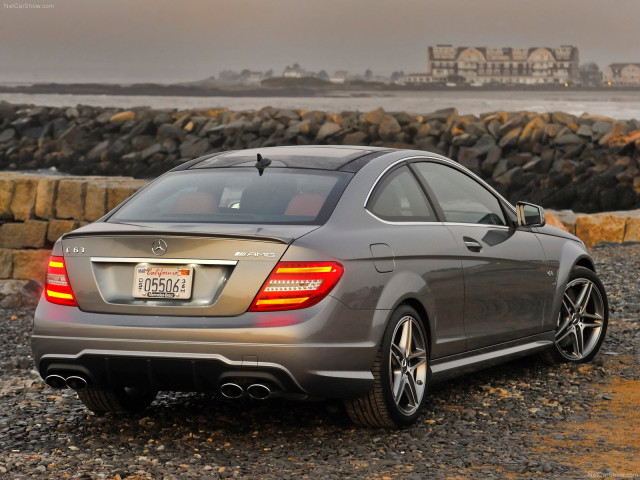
xmin=45 ymin=374 xmax=68 ymax=389
xmin=247 ymin=383 xmax=271 ymax=400
xmin=65 ymin=376 xmax=88 ymax=391
xmin=220 ymin=382 xmax=244 ymax=399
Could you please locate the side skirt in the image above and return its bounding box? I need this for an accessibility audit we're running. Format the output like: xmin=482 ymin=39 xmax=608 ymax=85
xmin=429 ymin=332 xmax=554 ymax=383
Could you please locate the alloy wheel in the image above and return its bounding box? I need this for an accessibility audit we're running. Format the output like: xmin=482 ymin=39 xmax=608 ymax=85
xmin=555 ymin=278 xmax=605 ymax=361
xmin=388 ymin=315 xmax=428 ymax=416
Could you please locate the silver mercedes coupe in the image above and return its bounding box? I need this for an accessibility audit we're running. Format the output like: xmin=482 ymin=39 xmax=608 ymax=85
xmin=32 ymin=146 xmax=608 ymax=427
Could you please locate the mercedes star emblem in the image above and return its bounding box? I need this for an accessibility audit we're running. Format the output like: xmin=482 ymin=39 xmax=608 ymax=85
xmin=151 ymin=239 xmax=168 ymax=256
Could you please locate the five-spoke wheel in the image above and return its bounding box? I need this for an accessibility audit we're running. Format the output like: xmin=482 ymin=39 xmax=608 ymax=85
xmin=389 ymin=315 xmax=428 ymax=417
xmin=542 ymin=266 xmax=608 ymax=364
xmin=345 ymin=305 xmax=429 ymax=427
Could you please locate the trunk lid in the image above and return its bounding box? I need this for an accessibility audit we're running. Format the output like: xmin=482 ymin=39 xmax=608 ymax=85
xmin=61 ymin=222 xmax=318 ymax=316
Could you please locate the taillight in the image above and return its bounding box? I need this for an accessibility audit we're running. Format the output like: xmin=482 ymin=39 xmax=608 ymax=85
xmin=249 ymin=261 xmax=343 ymax=312
xmin=44 ymin=256 xmax=77 ymax=307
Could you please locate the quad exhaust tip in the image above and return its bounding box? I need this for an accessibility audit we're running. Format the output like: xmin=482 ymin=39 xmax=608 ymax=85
xmin=219 ymin=382 xmax=272 ymax=399
xmin=220 ymin=382 xmax=244 ymax=399
xmin=45 ymin=374 xmax=67 ymax=389
xmin=247 ymin=384 xmax=271 ymax=400
xmin=45 ymin=374 xmax=88 ymax=390
xmin=65 ymin=376 xmax=88 ymax=391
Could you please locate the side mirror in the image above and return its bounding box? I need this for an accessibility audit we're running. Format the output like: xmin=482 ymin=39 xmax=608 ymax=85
xmin=516 ymin=201 xmax=546 ymax=228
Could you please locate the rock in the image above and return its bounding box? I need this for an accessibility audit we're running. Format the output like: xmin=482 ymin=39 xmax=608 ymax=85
xmin=552 ymin=111 xmax=578 ymax=126
xmin=498 ymin=127 xmax=523 ymax=148
xmin=109 ymin=111 xmax=135 ymax=123
xmin=87 ymin=140 xmax=110 ymax=161
xmin=84 ymin=182 xmax=108 ymax=221
xmin=129 ymin=119 xmax=155 ymax=137
xmin=0 ymin=221 xmax=48 ymax=249
xmin=378 ymin=115 xmax=402 ymax=141
xmin=12 ymin=249 xmax=51 ymax=282
xmin=473 ymin=133 xmax=497 ymax=153
xmin=0 ymin=249 xmax=12 ymax=278
xmin=492 ymin=158 xmax=509 ymax=179
xmin=482 ymin=146 xmax=502 ymax=175
xmin=544 ymin=123 xmax=564 ymax=139
xmin=498 ymin=113 xmax=529 ymax=136
xmin=180 ymin=138 xmax=211 ymax=158
xmin=65 ymin=106 xmax=79 ymax=119
xmin=576 ymin=214 xmax=627 ymax=247
xmin=509 ymin=152 xmax=534 ymax=166
xmin=153 ymin=112 xmax=173 ymax=126
xmin=141 ymin=143 xmax=164 ymax=161
xmin=276 ymin=109 xmax=300 ymax=123
xmin=487 ymin=118 xmax=502 ymax=138
xmin=598 ymin=121 xmax=628 ymax=147
xmin=47 ymin=219 xmax=77 ymax=243
xmin=364 ymin=108 xmax=386 ymax=125
xmin=545 ymin=212 xmax=569 ymax=232
xmin=107 ymin=182 xmax=146 ymax=210
xmin=424 ymin=107 xmax=457 ymax=122
xmin=554 ymin=132 xmax=585 ymax=145
xmin=451 ymin=133 xmax=476 ymax=147
xmin=131 ymin=135 xmax=156 ymax=151
xmin=495 ymin=166 xmax=522 ymax=187
xmin=157 ymin=123 xmax=186 ymax=140
xmin=0 ymin=177 xmax=15 ymax=220
xmin=10 ymin=178 xmax=38 ymax=221
xmin=592 ymin=121 xmax=613 ymax=136
xmin=0 ymin=128 xmax=16 ymax=142
xmin=315 ymin=122 xmax=341 ymax=141
xmin=55 ymin=180 xmax=86 ymax=220
xmin=624 ymin=216 xmax=640 ymax=242
xmin=518 ymin=116 xmax=546 ymax=147
xmin=34 ymin=177 xmax=58 ymax=219
xmin=457 ymin=147 xmax=483 ymax=170
xmin=576 ymin=124 xmax=593 ymax=138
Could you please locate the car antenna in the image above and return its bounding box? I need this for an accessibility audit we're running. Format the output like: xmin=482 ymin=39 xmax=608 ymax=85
xmin=255 ymin=153 xmax=272 ymax=176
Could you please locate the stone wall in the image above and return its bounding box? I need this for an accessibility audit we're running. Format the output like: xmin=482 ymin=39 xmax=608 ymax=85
xmin=551 ymin=209 xmax=640 ymax=248
xmin=1 ymin=102 xmax=639 ymax=213
xmin=0 ymin=172 xmax=146 ymax=282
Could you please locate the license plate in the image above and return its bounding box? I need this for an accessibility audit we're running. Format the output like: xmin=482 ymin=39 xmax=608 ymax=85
xmin=132 ymin=264 xmax=193 ymax=299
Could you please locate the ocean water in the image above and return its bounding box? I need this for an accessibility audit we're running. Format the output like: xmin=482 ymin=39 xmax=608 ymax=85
xmin=1 ymin=90 xmax=639 ymax=120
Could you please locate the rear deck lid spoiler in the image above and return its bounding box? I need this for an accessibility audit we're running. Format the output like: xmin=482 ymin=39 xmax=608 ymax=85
xmin=62 ymin=221 xmax=320 ymax=244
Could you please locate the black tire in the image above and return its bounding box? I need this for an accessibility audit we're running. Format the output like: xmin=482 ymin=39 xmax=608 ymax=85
xmin=540 ymin=266 xmax=608 ymax=365
xmin=77 ymin=385 xmax=157 ymax=414
xmin=345 ymin=305 xmax=429 ymax=427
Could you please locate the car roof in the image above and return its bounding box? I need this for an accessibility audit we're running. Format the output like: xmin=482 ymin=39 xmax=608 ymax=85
xmin=180 ymin=146 xmax=393 ymax=172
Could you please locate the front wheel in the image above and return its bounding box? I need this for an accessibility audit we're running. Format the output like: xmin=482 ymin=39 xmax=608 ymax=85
xmin=345 ymin=305 xmax=429 ymax=427
xmin=541 ymin=266 xmax=608 ymax=364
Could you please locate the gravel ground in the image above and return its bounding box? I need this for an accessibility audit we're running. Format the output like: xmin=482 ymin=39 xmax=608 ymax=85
xmin=1 ymin=244 xmax=638 ymax=480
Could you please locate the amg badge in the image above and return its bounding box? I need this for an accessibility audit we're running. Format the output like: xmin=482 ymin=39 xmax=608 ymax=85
xmin=235 ymin=251 xmax=276 ymax=257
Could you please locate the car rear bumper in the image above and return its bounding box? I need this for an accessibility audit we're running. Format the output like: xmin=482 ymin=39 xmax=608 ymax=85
xmin=31 ymin=296 xmax=386 ymax=398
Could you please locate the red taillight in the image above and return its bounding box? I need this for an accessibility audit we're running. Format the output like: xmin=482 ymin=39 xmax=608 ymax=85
xmin=44 ymin=256 xmax=77 ymax=307
xmin=249 ymin=261 xmax=344 ymax=312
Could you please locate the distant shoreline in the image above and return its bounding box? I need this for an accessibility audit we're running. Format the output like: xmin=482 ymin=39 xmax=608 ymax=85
xmin=0 ymin=82 xmax=638 ymax=98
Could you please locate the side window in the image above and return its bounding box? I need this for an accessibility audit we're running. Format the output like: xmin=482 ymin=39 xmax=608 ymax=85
xmin=413 ymin=162 xmax=507 ymax=226
xmin=367 ymin=165 xmax=436 ymax=222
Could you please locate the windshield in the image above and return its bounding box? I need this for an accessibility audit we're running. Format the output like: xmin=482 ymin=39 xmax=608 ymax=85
xmin=108 ymin=168 xmax=352 ymax=225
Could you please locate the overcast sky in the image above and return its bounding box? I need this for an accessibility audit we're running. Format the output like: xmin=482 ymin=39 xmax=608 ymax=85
xmin=0 ymin=0 xmax=637 ymax=84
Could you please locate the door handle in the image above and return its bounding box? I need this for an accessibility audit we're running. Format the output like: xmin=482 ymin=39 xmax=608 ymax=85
xmin=463 ymin=238 xmax=482 ymax=252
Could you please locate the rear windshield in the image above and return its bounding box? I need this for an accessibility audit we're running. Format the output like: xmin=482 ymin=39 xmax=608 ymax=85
xmin=108 ymin=168 xmax=352 ymax=225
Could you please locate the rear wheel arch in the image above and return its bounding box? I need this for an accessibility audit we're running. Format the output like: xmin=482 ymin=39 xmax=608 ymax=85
xmin=394 ymin=298 xmax=432 ymax=356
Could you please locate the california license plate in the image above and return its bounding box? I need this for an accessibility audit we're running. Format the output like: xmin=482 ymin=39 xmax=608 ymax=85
xmin=132 ymin=264 xmax=193 ymax=299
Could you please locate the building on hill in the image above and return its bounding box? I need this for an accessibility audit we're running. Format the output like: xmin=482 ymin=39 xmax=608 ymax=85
xmin=405 ymin=45 xmax=579 ymax=86
xmin=603 ymin=63 xmax=640 ymax=86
